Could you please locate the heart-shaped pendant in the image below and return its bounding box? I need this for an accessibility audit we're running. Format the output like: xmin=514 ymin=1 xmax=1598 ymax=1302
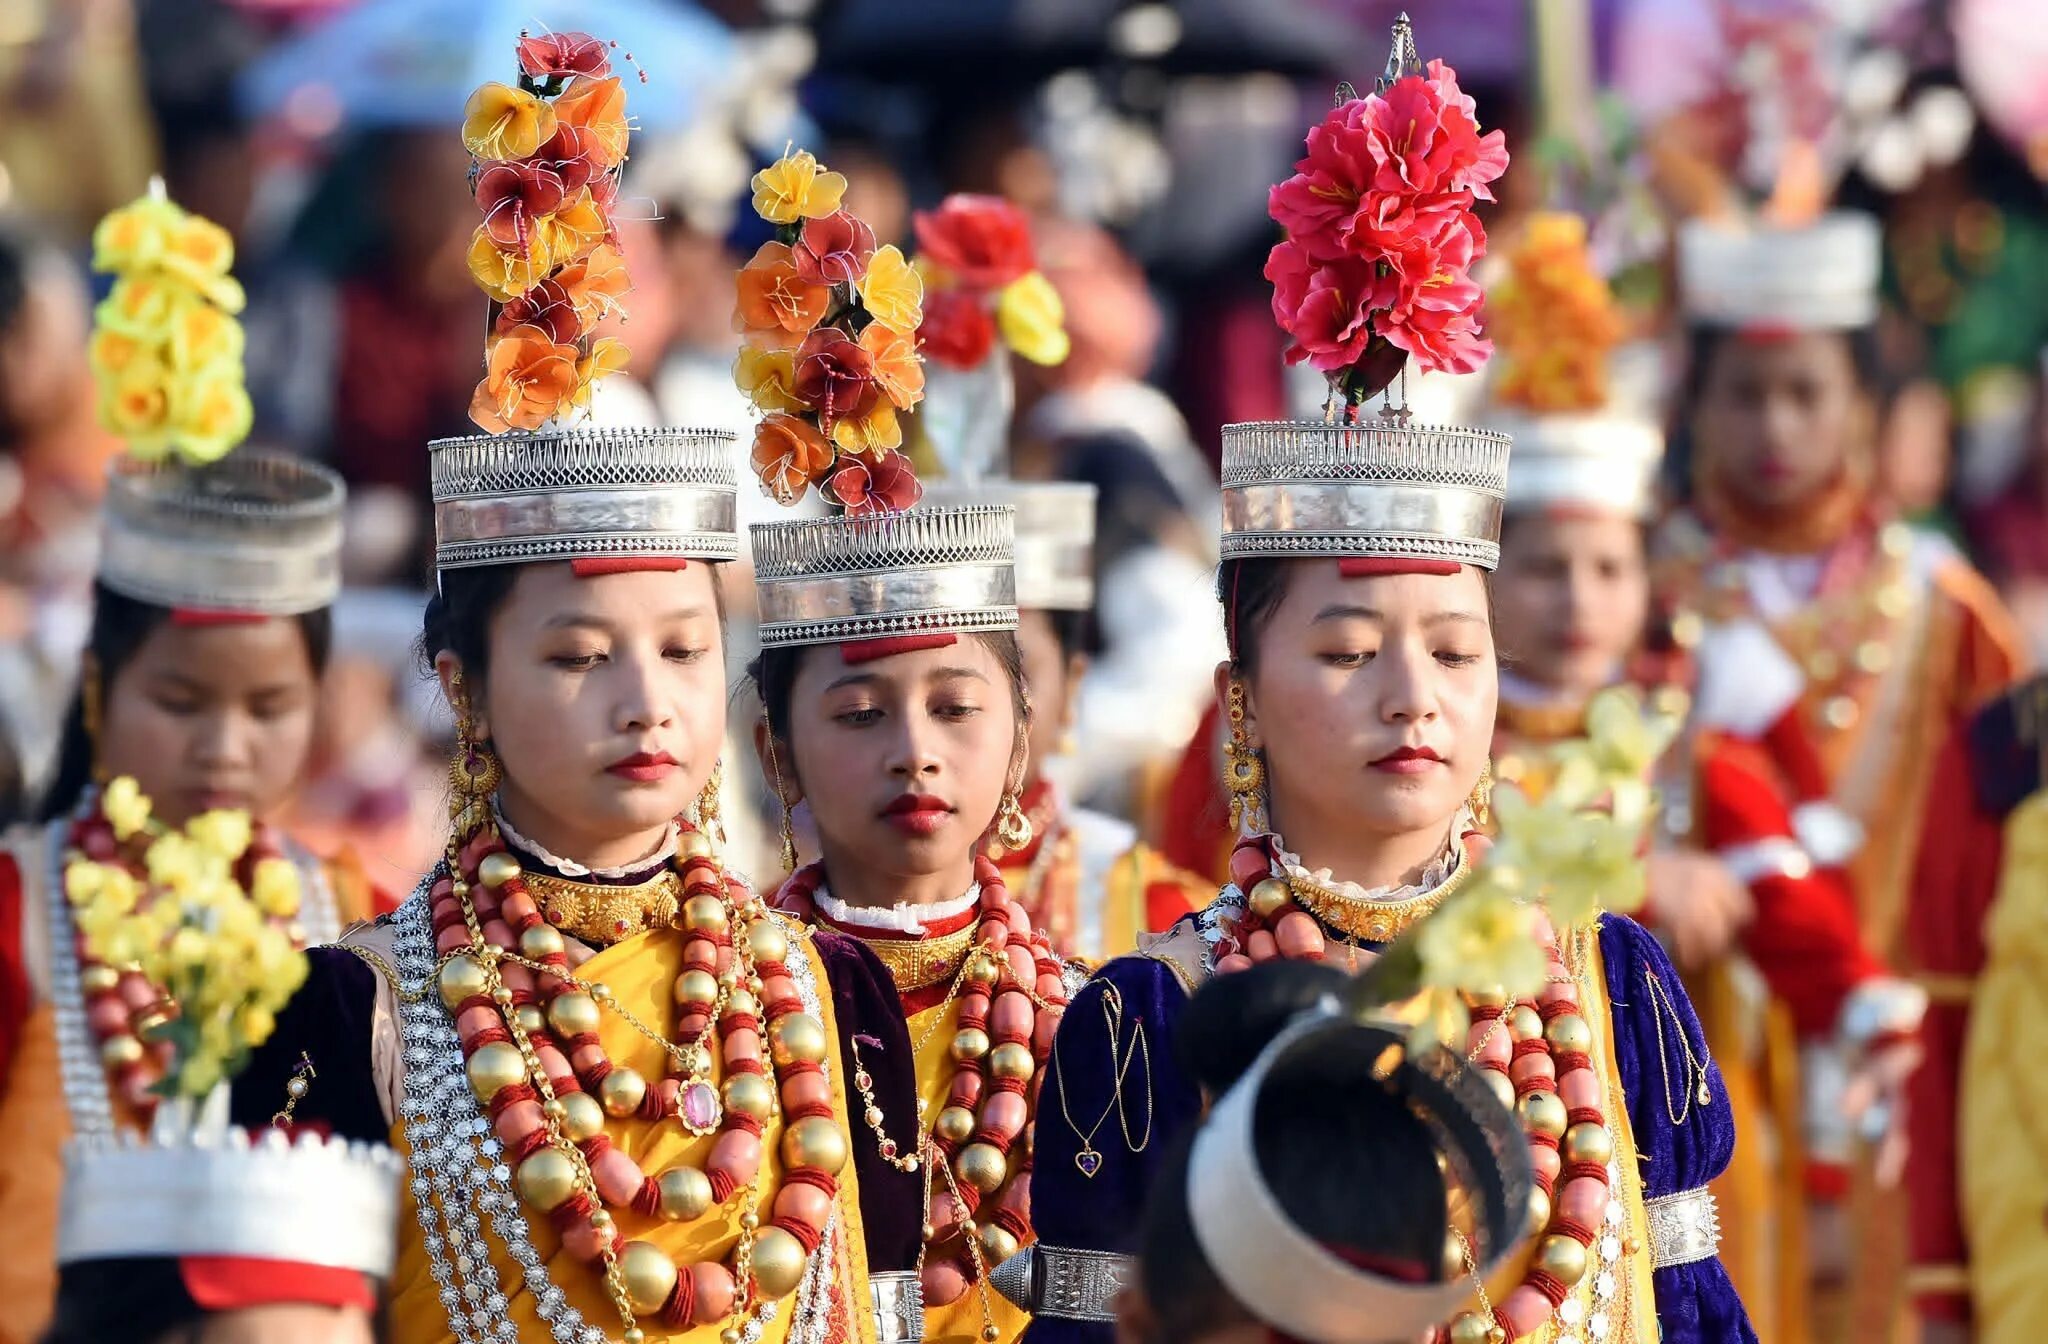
xmin=1076 ymin=1148 xmax=1103 ymax=1178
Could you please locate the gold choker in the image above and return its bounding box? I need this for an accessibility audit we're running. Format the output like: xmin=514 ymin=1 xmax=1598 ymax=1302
xmin=523 ymin=867 xmax=682 ymax=946
xmin=1285 ymin=858 xmax=1475 ymax=945
xmin=858 ymin=920 xmax=980 ymax=994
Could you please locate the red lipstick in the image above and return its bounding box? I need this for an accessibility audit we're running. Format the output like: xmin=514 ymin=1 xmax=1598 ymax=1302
xmin=606 ymin=751 xmax=679 ymax=782
xmin=882 ymin=793 xmax=953 ymax=837
xmin=1370 ymin=745 xmax=1444 ymax=775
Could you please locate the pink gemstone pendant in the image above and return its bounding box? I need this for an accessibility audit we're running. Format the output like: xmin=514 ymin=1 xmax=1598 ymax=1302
xmin=681 ymin=1080 xmax=721 ymax=1133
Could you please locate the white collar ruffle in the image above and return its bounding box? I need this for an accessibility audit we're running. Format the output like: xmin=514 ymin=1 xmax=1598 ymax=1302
xmin=812 ymin=882 xmax=981 ymax=935
xmin=492 ymin=797 xmax=678 ymax=880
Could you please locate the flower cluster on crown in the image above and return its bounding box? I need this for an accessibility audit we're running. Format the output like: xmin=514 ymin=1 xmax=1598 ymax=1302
xmin=734 ymin=149 xmax=930 ymax=515
xmin=911 ymin=194 xmax=1069 ymax=372
xmin=1264 ymin=19 xmax=1507 ymax=410
xmin=66 ymin=777 xmax=308 ymax=1099
xmin=460 ymin=30 xmax=636 ymax=434
xmin=88 ymin=189 xmax=253 ymax=465
xmin=1489 ymin=212 xmax=1626 ymax=414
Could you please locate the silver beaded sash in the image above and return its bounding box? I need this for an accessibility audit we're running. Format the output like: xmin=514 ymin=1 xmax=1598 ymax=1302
xmin=390 ymin=881 xmax=841 ymax=1344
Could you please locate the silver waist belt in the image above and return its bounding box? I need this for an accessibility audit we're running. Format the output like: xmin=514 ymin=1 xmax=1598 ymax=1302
xmin=871 ymin=1271 xmax=925 ymax=1344
xmin=989 ymin=1245 xmax=1132 ymax=1323
xmin=1644 ymin=1187 xmax=1722 ymax=1269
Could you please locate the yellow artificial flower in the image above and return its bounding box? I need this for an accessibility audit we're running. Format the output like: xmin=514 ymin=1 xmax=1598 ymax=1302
xmin=103 ymin=776 xmax=153 ymax=841
xmin=750 ymin=150 xmax=847 ymax=225
xmin=570 ymin=335 xmax=631 ymax=410
xmin=857 ymin=245 xmax=924 ymax=334
xmin=186 ymin=809 xmax=252 ymax=862
xmin=1414 ymin=879 xmax=1546 ymax=1000
xmin=98 ymin=355 xmax=176 ymax=457
xmin=467 ymin=227 xmax=553 ymax=303
xmin=237 ymin=1003 xmax=277 ymax=1048
xmin=92 ymin=196 xmax=182 ymax=274
xmin=64 ymin=860 xmax=108 ymax=907
xmin=538 ymin=189 xmax=608 ymax=267
xmin=177 ymin=1051 xmax=223 ymax=1099
xmin=89 ymin=328 xmax=149 ymax=380
xmin=1401 ymin=985 xmax=1477 ymax=1055
xmin=462 ymin=82 xmax=557 ymax=161
xmin=159 ymin=216 xmax=246 ymax=313
xmin=170 ymin=371 xmax=254 ymax=465
xmin=733 ymin=345 xmax=805 ymax=414
xmin=96 ymin=275 xmax=197 ymax=341
xmin=995 ymin=271 xmax=1071 ymax=366
xmin=165 ymin=301 xmax=246 ymax=375
xmin=831 ymin=400 xmax=903 ymax=457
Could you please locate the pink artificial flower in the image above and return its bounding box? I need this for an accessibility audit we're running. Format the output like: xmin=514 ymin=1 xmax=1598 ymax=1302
xmin=1426 ymin=60 xmax=1510 ymax=200
xmin=1267 ymin=98 xmax=1377 ymax=262
xmin=793 ymin=209 xmax=878 ymax=286
xmin=1365 ymin=65 xmax=1509 ymax=203
xmin=1264 ymin=241 xmax=1396 ymax=373
xmin=518 ymin=31 xmax=612 ymax=81
xmin=792 ymin=328 xmax=879 ymax=432
xmin=476 ymin=159 xmax=568 ymax=251
xmin=1375 ymin=266 xmax=1491 ymax=375
xmin=826 ymin=448 xmax=923 ymax=515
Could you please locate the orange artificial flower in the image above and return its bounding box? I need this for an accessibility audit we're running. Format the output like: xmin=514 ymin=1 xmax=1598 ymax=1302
xmin=540 ymin=189 xmax=608 ymax=266
xmin=467 ymin=227 xmax=553 ymax=303
xmin=734 ymin=242 xmax=830 ymax=350
xmin=572 ymin=335 xmax=631 ymax=408
xmin=470 ymin=323 xmax=579 ymax=432
xmin=556 ymin=243 xmax=630 ymax=323
xmin=858 ymin=323 xmax=924 ymax=411
xmin=733 ymin=346 xmax=805 ymax=414
xmin=858 ymin=244 xmax=924 ymax=335
xmin=751 ymin=413 xmax=834 ymax=505
xmin=750 ymin=151 xmax=847 ymax=225
xmin=462 ymin=82 xmax=558 ymax=161
xmin=89 ymin=328 xmax=147 ymax=378
xmin=831 ymin=400 xmax=902 ymax=457
xmin=552 ymin=76 xmax=629 ymax=169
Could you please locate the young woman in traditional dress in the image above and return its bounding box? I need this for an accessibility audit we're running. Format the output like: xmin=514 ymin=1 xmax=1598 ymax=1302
xmin=0 ymin=186 xmax=378 ymax=1342
xmin=1663 ymin=211 xmax=2022 ymax=1339
xmin=747 ymin=504 xmax=1077 ymax=1344
xmin=921 ymin=479 xmax=1209 ymax=962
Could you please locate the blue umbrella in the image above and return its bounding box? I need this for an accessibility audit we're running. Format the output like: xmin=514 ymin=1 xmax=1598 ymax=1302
xmin=240 ymin=0 xmax=735 ymax=134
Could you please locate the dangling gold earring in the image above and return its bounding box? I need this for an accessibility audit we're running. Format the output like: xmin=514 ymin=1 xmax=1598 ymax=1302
xmin=692 ymin=757 xmax=727 ymax=856
xmin=447 ymin=670 xmax=502 ymax=830
xmin=1468 ymin=757 xmax=1494 ymax=827
xmin=994 ymin=765 xmax=1035 ymax=853
xmin=80 ymin=654 xmax=107 ymax=787
xmin=764 ymin=724 xmax=798 ymax=875
xmin=1222 ymin=679 xmax=1268 ymax=835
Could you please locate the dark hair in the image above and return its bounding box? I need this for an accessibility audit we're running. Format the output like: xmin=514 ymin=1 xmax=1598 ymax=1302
xmin=34 ymin=585 xmax=334 ymax=824
xmin=1134 ymin=964 xmax=1451 ymax=1344
xmin=1043 ymin=607 xmax=1096 ymax=661
xmin=748 ymin=631 xmax=1031 ymax=745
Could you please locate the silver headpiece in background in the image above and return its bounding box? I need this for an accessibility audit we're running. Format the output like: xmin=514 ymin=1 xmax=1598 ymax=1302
xmin=920 ymin=481 xmax=1096 ymax=612
xmin=430 ymin=426 xmax=740 ymax=572
xmin=1220 ymin=420 xmax=1512 ymax=570
xmin=1677 ymin=212 xmax=1881 ymax=332
xmin=99 ymin=452 xmax=345 ymax=616
xmin=1495 ymin=412 xmax=1664 ymax=521
xmin=751 ymin=506 xmax=1019 ymax=649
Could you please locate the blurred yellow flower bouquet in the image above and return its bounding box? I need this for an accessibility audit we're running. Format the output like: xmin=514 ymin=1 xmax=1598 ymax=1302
xmin=64 ymin=777 xmax=308 ymax=1100
xmin=88 ymin=189 xmax=253 ymax=465
xmin=1360 ymin=686 xmax=1682 ymax=1048
xmin=1488 ymin=212 xmax=1626 ymax=414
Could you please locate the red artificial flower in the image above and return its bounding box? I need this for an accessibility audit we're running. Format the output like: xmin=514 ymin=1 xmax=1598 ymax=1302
xmin=1264 ymin=241 xmax=1393 ymax=374
xmin=518 ymin=31 xmax=612 ymax=81
xmin=917 ymin=287 xmax=998 ymax=370
xmin=913 ymin=195 xmax=1035 ymax=291
xmin=791 ymin=328 xmax=878 ymax=432
xmin=793 ymin=209 xmax=878 ymax=286
xmin=1267 ymin=98 xmax=1378 ymax=263
xmin=475 ymin=160 xmax=568 ymax=252
xmin=538 ymin=124 xmax=604 ymax=194
xmin=1421 ymin=60 xmax=1510 ymax=200
xmin=495 ymin=278 xmax=581 ymax=345
xmin=1363 ymin=67 xmax=1506 ymax=204
xmin=826 ymin=448 xmax=923 ymax=516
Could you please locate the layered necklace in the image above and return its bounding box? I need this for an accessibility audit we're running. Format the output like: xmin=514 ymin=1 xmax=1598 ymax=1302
xmin=50 ymin=788 xmax=337 ymax=1128
xmin=427 ymin=812 xmax=854 ymax=1343
xmin=774 ymin=856 xmax=1067 ymax=1337
xmin=1211 ymin=832 xmax=1623 ymax=1344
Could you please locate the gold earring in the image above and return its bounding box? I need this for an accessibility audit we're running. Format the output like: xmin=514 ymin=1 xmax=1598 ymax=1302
xmin=693 ymin=757 xmax=726 ymax=854
xmin=995 ymin=788 xmax=1035 ymax=853
xmin=764 ymin=724 xmax=799 ymax=874
xmin=80 ymin=655 xmax=107 ymax=787
xmin=1468 ymin=757 xmax=1494 ymax=827
xmin=447 ymin=671 xmax=502 ymax=827
xmin=1222 ymin=680 xmax=1268 ymax=834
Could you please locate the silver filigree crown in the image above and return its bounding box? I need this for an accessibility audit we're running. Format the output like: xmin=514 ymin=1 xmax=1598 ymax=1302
xmin=430 ymin=426 xmax=740 ymax=571
xmin=920 ymin=481 xmax=1095 ymax=611
xmin=751 ymin=505 xmax=1019 ymax=649
xmin=1221 ymin=419 xmax=1512 ymax=570
xmin=1493 ymin=412 xmax=1664 ymax=521
xmin=1678 ymin=212 xmax=1881 ymax=331
xmin=60 ymin=1124 xmax=403 ymax=1277
xmin=100 ymin=451 xmax=345 ymax=616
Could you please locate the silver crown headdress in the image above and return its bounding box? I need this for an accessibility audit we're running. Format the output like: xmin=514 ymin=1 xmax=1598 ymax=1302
xmin=1678 ymin=211 xmax=1881 ymax=331
xmin=1494 ymin=412 xmax=1663 ymax=521
xmin=1188 ymin=1012 xmax=1532 ymax=1343
xmin=60 ymin=1093 xmax=402 ymax=1279
xmin=99 ymin=451 xmax=345 ymax=616
xmin=1220 ymin=420 xmax=1512 ymax=571
xmin=430 ymin=426 xmax=740 ymax=571
xmin=751 ymin=506 xmax=1019 ymax=649
xmin=920 ymin=481 xmax=1095 ymax=612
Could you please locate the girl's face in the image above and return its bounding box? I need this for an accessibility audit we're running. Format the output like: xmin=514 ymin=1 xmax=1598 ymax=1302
xmin=1239 ymin=562 xmax=1496 ymax=844
xmin=770 ymin=638 xmax=1021 ymax=888
xmin=98 ymin=617 xmax=320 ymax=828
xmin=1691 ymin=331 xmax=1872 ymax=514
xmin=1492 ymin=513 xmax=1649 ymax=697
xmin=439 ymin=563 xmax=725 ymax=865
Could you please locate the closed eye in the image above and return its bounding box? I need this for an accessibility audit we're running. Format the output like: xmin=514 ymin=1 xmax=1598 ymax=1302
xmin=835 ymin=706 xmax=883 ymax=727
xmin=1319 ymin=651 xmax=1372 ymax=668
xmin=1436 ymin=651 xmax=1481 ymax=667
xmin=551 ymin=652 xmax=604 ymax=670
xmin=666 ymin=646 xmax=710 ymax=664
